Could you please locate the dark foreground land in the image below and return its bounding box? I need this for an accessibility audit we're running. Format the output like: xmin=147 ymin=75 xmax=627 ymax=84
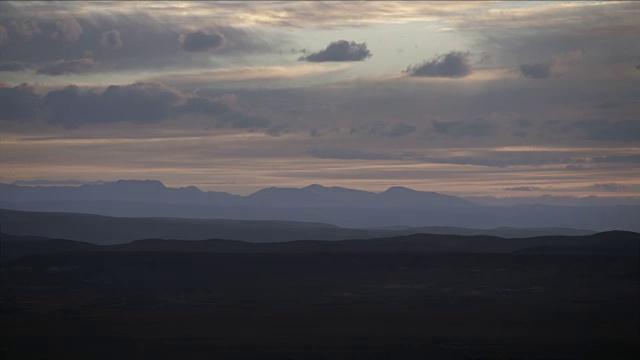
xmin=1 ymin=251 xmax=639 ymax=359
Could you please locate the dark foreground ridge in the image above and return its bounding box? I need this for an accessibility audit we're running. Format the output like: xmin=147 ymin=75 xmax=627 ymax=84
xmin=2 ymin=230 xmax=639 ymax=261
xmin=2 ymin=250 xmax=639 ymax=359
xmin=0 ymin=208 xmax=598 ymax=245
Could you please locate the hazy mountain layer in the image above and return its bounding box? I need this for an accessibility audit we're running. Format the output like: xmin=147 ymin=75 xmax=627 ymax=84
xmin=0 ymin=209 xmax=596 ymax=245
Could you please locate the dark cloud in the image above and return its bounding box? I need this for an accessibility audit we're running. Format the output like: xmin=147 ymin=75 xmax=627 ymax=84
xmin=0 ymin=11 xmax=275 ymax=72
xmin=36 ymin=58 xmax=98 ymax=76
xmin=585 ymin=183 xmax=628 ymax=192
xmin=0 ymin=83 xmax=41 ymax=121
xmin=10 ymin=18 xmax=41 ymax=40
xmin=594 ymin=99 xmax=623 ymax=109
xmin=217 ymin=110 xmax=270 ymax=129
xmin=0 ymin=82 xmax=270 ymax=129
xmin=181 ymin=31 xmax=226 ymax=52
xmin=519 ymin=62 xmax=552 ymax=79
xmin=309 ymin=149 xmax=403 ymax=161
xmin=299 ymin=40 xmax=371 ymax=62
xmin=515 ymin=118 xmax=532 ymax=128
xmin=265 ymin=123 xmax=289 ymax=136
xmin=383 ymin=123 xmax=416 ymax=138
xmin=503 ymin=186 xmax=543 ymax=191
xmin=101 ymin=29 xmax=122 ymax=49
xmin=431 ymin=118 xmax=491 ymax=137
xmin=573 ymin=119 xmax=640 ymax=142
xmin=0 ymin=61 xmax=32 ymax=72
xmin=404 ymin=51 xmax=471 ymax=78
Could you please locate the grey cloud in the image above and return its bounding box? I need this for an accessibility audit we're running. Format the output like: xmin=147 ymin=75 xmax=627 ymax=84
xmin=573 ymin=119 xmax=640 ymax=142
xmin=300 ymin=40 xmax=371 ymax=62
xmin=383 ymin=123 xmax=416 ymax=138
xmin=0 ymin=25 xmax=7 ymax=44
xmin=218 ymin=110 xmax=270 ymax=129
xmin=503 ymin=186 xmax=543 ymax=191
xmin=431 ymin=118 xmax=491 ymax=137
xmin=265 ymin=123 xmax=289 ymax=136
xmin=519 ymin=62 xmax=551 ymax=79
xmin=13 ymin=179 xmax=105 ymax=186
xmin=10 ymin=19 xmax=41 ymax=40
xmin=309 ymin=149 xmax=404 ymax=161
xmin=55 ymin=17 xmax=83 ymax=42
xmin=0 ymin=10 xmax=277 ymax=72
xmin=404 ymin=51 xmax=471 ymax=78
xmin=592 ymin=154 xmax=640 ymax=164
xmin=0 ymin=82 xmax=268 ymax=129
xmin=585 ymin=183 xmax=628 ymax=192
xmin=515 ymin=118 xmax=532 ymax=128
xmin=565 ymin=164 xmax=590 ymax=171
xmin=0 ymin=83 xmax=40 ymax=121
xmin=101 ymin=29 xmax=122 ymax=49
xmin=0 ymin=61 xmax=32 ymax=72
xmin=421 ymin=152 xmax=574 ymax=168
xmin=36 ymin=58 xmax=98 ymax=76
xmin=181 ymin=31 xmax=226 ymax=52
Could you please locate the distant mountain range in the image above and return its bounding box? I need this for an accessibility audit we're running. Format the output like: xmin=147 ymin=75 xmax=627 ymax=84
xmin=2 ymin=230 xmax=638 ymax=262
xmin=0 ymin=180 xmax=470 ymax=207
xmin=1 ymin=180 xmax=639 ymax=231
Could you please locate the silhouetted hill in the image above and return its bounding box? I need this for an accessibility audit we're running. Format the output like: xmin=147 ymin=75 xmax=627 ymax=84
xmin=0 ymin=208 xmax=599 ymax=245
xmin=3 ymin=230 xmax=637 ymax=261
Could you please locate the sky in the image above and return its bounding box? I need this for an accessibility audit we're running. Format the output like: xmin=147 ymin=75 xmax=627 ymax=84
xmin=0 ymin=1 xmax=639 ymax=197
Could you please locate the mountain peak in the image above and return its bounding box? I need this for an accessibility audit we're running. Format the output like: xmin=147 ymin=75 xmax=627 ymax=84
xmin=303 ymin=184 xmax=326 ymax=190
xmin=383 ymin=186 xmax=416 ymax=193
xmin=109 ymin=179 xmax=166 ymax=189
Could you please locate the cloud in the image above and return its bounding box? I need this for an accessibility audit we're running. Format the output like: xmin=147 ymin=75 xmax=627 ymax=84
xmin=431 ymin=118 xmax=491 ymax=137
xmin=36 ymin=58 xmax=98 ymax=76
xmin=368 ymin=123 xmax=417 ymax=138
xmin=309 ymin=148 xmax=404 ymax=161
xmin=383 ymin=123 xmax=416 ymax=138
xmin=299 ymin=40 xmax=371 ymax=62
xmin=12 ymin=179 xmax=105 ymax=186
xmin=584 ymin=183 xmax=628 ymax=192
xmin=218 ymin=110 xmax=270 ymax=129
xmin=265 ymin=123 xmax=289 ymax=136
xmin=0 ymin=82 xmax=262 ymax=129
xmin=0 ymin=61 xmax=32 ymax=72
xmin=519 ymin=62 xmax=551 ymax=79
xmin=181 ymin=31 xmax=226 ymax=52
xmin=565 ymin=164 xmax=590 ymax=171
xmin=100 ymin=29 xmax=122 ymax=49
xmin=55 ymin=17 xmax=83 ymax=42
xmin=592 ymin=154 xmax=640 ymax=164
xmin=0 ymin=83 xmax=40 ymax=122
xmin=0 ymin=25 xmax=8 ymax=44
xmin=573 ymin=120 xmax=640 ymax=142
xmin=503 ymin=186 xmax=543 ymax=191
xmin=404 ymin=51 xmax=471 ymax=78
